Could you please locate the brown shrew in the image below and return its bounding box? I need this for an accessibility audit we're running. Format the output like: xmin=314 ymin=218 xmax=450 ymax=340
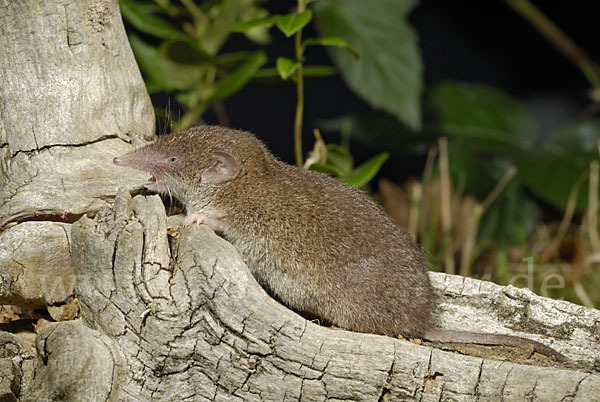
xmin=114 ymin=125 xmax=567 ymax=362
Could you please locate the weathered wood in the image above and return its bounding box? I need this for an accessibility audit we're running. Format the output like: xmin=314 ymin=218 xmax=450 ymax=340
xmin=0 ymin=222 xmax=74 ymax=308
xmin=23 ymin=190 xmax=598 ymax=401
xmin=0 ymin=331 xmax=35 ymax=402
xmin=0 ymin=2 xmax=154 ymax=398
xmin=0 ymin=0 xmax=154 ymax=308
xmin=0 ymin=0 xmax=155 ymax=230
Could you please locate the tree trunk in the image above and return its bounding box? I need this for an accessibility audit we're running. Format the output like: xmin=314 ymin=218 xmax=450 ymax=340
xmin=0 ymin=0 xmax=154 ymax=309
xmin=0 ymin=0 xmax=154 ymax=398
xmin=21 ymin=190 xmax=600 ymax=401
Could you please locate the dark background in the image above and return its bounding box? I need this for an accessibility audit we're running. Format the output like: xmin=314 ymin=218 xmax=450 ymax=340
xmin=151 ymin=1 xmax=600 ymax=177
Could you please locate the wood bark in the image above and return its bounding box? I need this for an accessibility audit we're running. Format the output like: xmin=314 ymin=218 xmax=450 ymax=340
xmin=20 ymin=190 xmax=599 ymax=401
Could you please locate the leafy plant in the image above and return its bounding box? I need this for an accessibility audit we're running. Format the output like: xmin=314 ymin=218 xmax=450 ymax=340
xmin=304 ymin=131 xmax=388 ymax=188
xmin=313 ymin=0 xmax=422 ymax=130
xmin=121 ymin=0 xmax=389 ymax=187
xmin=120 ymin=0 xmax=270 ymax=131
xmin=231 ymin=0 xmax=358 ymax=167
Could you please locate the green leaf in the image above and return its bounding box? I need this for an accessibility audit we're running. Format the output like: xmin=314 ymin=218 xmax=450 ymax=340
xmin=427 ymin=82 xmax=537 ymax=151
xmin=313 ymin=0 xmax=422 ymax=130
xmin=201 ymin=0 xmax=243 ymax=56
xmin=254 ymin=65 xmax=336 ymax=79
xmin=215 ymin=51 xmax=255 ymax=67
xmin=544 ymin=119 xmax=600 ymax=155
xmin=119 ymin=0 xmax=183 ymax=39
xmin=325 ymin=144 xmax=353 ymax=174
xmin=518 ymin=153 xmax=589 ymax=211
xmin=130 ymin=35 xmax=206 ymax=92
xmin=236 ymin=5 xmax=272 ymax=44
xmin=276 ymin=10 xmax=313 ymax=37
xmin=518 ymin=120 xmax=600 ymax=212
xmin=308 ymin=162 xmax=345 ymax=177
xmin=304 ymin=36 xmax=359 ymax=59
xmin=231 ymin=15 xmax=279 ymax=32
xmin=276 ymin=57 xmax=299 ymax=80
xmin=163 ymin=39 xmax=211 ymax=65
xmin=342 ymin=152 xmax=389 ymax=188
xmin=155 ymin=40 xmax=207 ymax=90
xmin=232 ymin=10 xmax=314 ymax=39
xmin=206 ymin=50 xmax=267 ymax=104
xmin=302 ymin=65 xmax=337 ymax=77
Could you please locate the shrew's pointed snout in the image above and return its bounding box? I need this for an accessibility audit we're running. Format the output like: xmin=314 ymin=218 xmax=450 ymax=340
xmin=113 ymin=153 xmax=135 ymax=167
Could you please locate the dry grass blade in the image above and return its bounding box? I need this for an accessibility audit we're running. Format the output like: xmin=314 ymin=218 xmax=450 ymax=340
xmin=588 ymin=160 xmax=600 ymax=252
xmin=408 ymin=182 xmax=422 ymax=240
xmin=539 ymin=172 xmax=588 ymax=263
xmin=379 ymin=178 xmax=410 ymax=229
xmin=438 ymin=138 xmax=455 ymax=274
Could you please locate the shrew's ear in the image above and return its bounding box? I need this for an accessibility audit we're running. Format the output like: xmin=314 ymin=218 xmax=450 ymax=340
xmin=200 ymin=151 xmax=240 ymax=184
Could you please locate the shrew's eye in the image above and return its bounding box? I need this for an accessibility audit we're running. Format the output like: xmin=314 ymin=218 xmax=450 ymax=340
xmin=170 ymin=157 xmax=178 ymax=162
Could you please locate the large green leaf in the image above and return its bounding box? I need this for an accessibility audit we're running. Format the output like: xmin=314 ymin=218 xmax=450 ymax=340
xmin=518 ymin=120 xmax=600 ymax=211
xmin=313 ymin=0 xmax=422 ymax=130
xmin=427 ymin=82 xmax=537 ymax=151
xmin=447 ymin=141 xmax=499 ymax=199
xmin=544 ymin=119 xmax=600 ymax=155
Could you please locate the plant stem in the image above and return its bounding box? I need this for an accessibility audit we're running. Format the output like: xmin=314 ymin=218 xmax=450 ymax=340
xmin=180 ymin=0 xmax=209 ymax=34
xmin=588 ymin=161 xmax=600 ymax=252
xmin=294 ymin=0 xmax=306 ymax=167
xmin=539 ymin=172 xmax=587 ymax=263
xmin=459 ymin=204 xmax=483 ymax=277
xmin=505 ymin=0 xmax=600 ymax=88
xmin=481 ymin=166 xmax=517 ymax=212
xmin=438 ymin=138 xmax=455 ymax=274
